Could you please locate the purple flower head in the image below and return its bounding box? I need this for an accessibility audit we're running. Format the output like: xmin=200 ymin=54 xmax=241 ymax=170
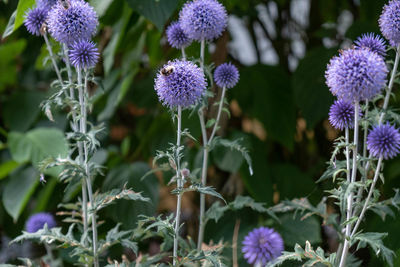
xmin=367 ymin=123 xmax=400 ymax=160
xmin=24 ymin=7 xmax=48 ymax=36
xmin=179 ymin=0 xmax=228 ymax=42
xmin=354 ymin=33 xmax=387 ymax=58
xmin=47 ymin=0 xmax=98 ymax=45
xmin=325 ymin=48 xmax=388 ymax=102
xmin=166 ymin=21 xmax=192 ymax=49
xmin=69 ymin=39 xmax=99 ymax=69
xmin=379 ymin=0 xmax=400 ymax=46
xmin=36 ymin=0 xmax=57 ymax=10
xmin=25 ymin=212 xmax=56 ymax=233
xmin=214 ymin=63 xmax=239 ymax=88
xmin=329 ymin=100 xmax=358 ymax=130
xmin=242 ymin=227 xmax=284 ymax=265
xmin=154 ymin=60 xmax=207 ymax=109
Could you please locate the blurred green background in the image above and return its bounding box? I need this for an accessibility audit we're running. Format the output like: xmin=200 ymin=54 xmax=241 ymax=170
xmin=1 ymin=0 xmax=400 ymax=265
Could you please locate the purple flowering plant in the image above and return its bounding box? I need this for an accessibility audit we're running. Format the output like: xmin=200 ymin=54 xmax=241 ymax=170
xmin=8 ymin=0 xmax=400 ymax=266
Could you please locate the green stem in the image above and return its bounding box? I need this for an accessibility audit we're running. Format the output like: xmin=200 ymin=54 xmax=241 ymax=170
xmin=173 ymin=106 xmax=183 ymax=266
xmin=77 ymin=68 xmax=99 ymax=267
xmin=43 ymin=33 xmax=63 ymax=83
xmin=351 ymin=157 xmax=383 ymax=237
xmin=339 ymin=101 xmax=360 ymax=267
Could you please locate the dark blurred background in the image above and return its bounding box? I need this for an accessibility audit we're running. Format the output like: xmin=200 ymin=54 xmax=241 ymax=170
xmin=0 ymin=0 xmax=399 ymax=266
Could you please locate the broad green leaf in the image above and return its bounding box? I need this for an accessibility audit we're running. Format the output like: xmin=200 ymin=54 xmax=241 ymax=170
xmin=8 ymin=128 xmax=69 ymax=176
xmin=278 ymin=213 xmax=322 ymax=247
xmin=102 ymin=162 xmax=159 ymax=228
xmin=126 ymin=0 xmax=179 ymax=31
xmin=89 ymin=0 xmax=114 ymax=17
xmin=0 ymin=160 xmax=20 ymax=180
xmin=293 ymin=47 xmax=337 ymax=129
xmin=0 ymin=40 xmax=27 ymax=91
xmin=233 ymin=65 xmax=296 ymax=149
xmin=14 ymin=0 xmax=35 ymax=31
xmin=3 ymin=166 xmax=39 ymax=222
xmin=3 ymin=91 xmax=45 ymax=131
xmin=240 ymin=136 xmax=273 ymax=204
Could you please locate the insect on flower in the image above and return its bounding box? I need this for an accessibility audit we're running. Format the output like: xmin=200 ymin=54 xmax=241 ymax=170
xmin=160 ymin=65 xmax=175 ymax=77
xmin=40 ymin=21 xmax=47 ymax=35
xmin=59 ymin=0 xmax=70 ymax=9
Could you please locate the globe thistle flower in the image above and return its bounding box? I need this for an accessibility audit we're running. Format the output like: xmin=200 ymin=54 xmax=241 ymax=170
xmin=36 ymin=0 xmax=57 ymax=10
xmin=329 ymin=100 xmax=359 ymax=130
xmin=154 ymin=60 xmax=207 ymax=109
xmin=242 ymin=227 xmax=284 ymax=265
xmin=379 ymin=0 xmax=400 ymax=46
xmin=325 ymin=48 xmax=388 ymax=102
xmin=47 ymin=0 xmax=98 ymax=45
xmin=25 ymin=212 xmax=56 ymax=233
xmin=354 ymin=33 xmax=387 ymax=58
xmin=367 ymin=123 xmax=400 ymax=160
xmin=179 ymin=0 xmax=228 ymax=42
xmin=69 ymin=39 xmax=99 ymax=69
xmin=166 ymin=21 xmax=192 ymax=49
xmin=24 ymin=7 xmax=48 ymax=36
xmin=214 ymin=63 xmax=239 ymax=89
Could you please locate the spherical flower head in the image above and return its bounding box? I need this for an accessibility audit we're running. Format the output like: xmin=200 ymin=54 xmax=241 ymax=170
xmin=154 ymin=60 xmax=207 ymax=109
xmin=179 ymin=0 xmax=228 ymax=42
xmin=379 ymin=0 xmax=400 ymax=46
xmin=354 ymin=33 xmax=387 ymax=58
xmin=36 ymin=0 xmax=57 ymax=10
xmin=24 ymin=7 xmax=48 ymax=36
xmin=166 ymin=21 xmax=192 ymax=49
xmin=329 ymin=100 xmax=358 ymax=130
xmin=242 ymin=227 xmax=284 ymax=265
xmin=214 ymin=63 xmax=239 ymax=88
xmin=367 ymin=123 xmax=400 ymax=160
xmin=47 ymin=0 xmax=98 ymax=45
xmin=69 ymin=39 xmax=99 ymax=69
xmin=25 ymin=212 xmax=56 ymax=233
xmin=325 ymin=48 xmax=388 ymax=102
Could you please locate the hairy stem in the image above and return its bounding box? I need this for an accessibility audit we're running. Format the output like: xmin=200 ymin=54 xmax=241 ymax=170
xmin=62 ymin=45 xmax=88 ymax=243
xmin=339 ymin=101 xmax=360 ymax=267
xmin=197 ymin=39 xmax=208 ymax=250
xmin=351 ymin=157 xmax=383 ymax=237
xmin=379 ymin=45 xmax=400 ymax=124
xmin=77 ymin=68 xmax=99 ymax=267
xmin=43 ymin=33 xmax=63 ymax=83
xmin=173 ymin=106 xmax=183 ymax=265
xmin=209 ymin=86 xmax=227 ymax=142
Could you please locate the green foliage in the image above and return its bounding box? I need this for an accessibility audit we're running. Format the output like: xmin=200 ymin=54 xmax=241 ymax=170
xmin=102 ymin=162 xmax=159 ymax=228
xmin=293 ymin=48 xmax=337 ymax=128
xmin=2 ymin=166 xmax=39 ymax=221
xmin=8 ymin=127 xmax=69 ymax=176
xmin=269 ymin=241 xmax=336 ymax=267
xmin=126 ymin=0 xmax=179 ymax=31
xmin=352 ymin=232 xmax=395 ymax=266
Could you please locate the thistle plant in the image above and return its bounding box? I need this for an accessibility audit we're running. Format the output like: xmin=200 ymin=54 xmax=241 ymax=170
xmin=269 ymin=1 xmax=400 ymax=266
xmin=11 ymin=1 xmax=149 ymax=266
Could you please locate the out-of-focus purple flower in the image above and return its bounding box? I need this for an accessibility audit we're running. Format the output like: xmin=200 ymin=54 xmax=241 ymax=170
xmin=379 ymin=0 xmax=400 ymax=46
xmin=25 ymin=212 xmax=56 ymax=233
xmin=37 ymin=0 xmax=57 ymax=10
xmin=325 ymin=48 xmax=388 ymax=102
xmin=354 ymin=33 xmax=387 ymax=58
xmin=329 ymin=100 xmax=358 ymax=130
xmin=24 ymin=7 xmax=48 ymax=36
xmin=47 ymin=0 xmax=98 ymax=45
xmin=69 ymin=39 xmax=99 ymax=69
xmin=242 ymin=226 xmax=284 ymax=266
xmin=367 ymin=123 xmax=400 ymax=160
xmin=154 ymin=60 xmax=206 ymax=109
xmin=166 ymin=21 xmax=192 ymax=49
xmin=214 ymin=63 xmax=239 ymax=88
xmin=179 ymin=0 xmax=227 ymax=42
